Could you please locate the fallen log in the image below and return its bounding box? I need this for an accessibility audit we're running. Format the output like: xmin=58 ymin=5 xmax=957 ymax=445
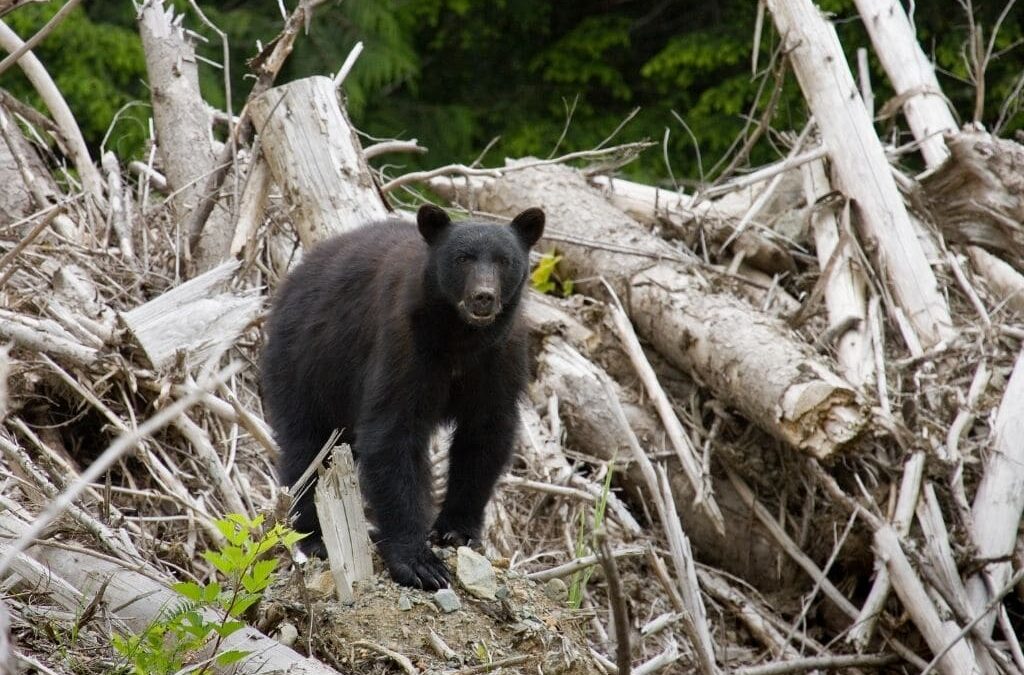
xmin=430 ymin=163 xmax=865 ymax=460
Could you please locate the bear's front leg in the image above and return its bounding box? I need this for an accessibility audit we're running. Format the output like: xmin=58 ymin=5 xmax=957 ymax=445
xmin=356 ymin=413 xmax=450 ymax=590
xmin=433 ymin=399 xmax=518 ymax=549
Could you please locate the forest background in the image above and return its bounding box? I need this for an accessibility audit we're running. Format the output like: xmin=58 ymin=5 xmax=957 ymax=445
xmin=3 ymin=0 xmax=1023 ymax=186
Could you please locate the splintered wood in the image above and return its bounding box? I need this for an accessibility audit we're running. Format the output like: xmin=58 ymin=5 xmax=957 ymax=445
xmin=120 ymin=260 xmax=261 ymax=370
xmin=314 ymin=444 xmax=374 ymax=603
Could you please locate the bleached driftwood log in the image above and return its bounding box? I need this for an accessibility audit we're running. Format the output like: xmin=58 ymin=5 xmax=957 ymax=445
xmin=138 ymin=0 xmax=232 ymax=272
xmin=314 ymin=445 xmax=373 ymax=603
xmin=875 ymin=526 xmax=981 ymax=675
xmin=589 ymin=174 xmax=796 ymax=276
xmin=0 ymin=511 xmax=341 ymax=675
xmin=0 ymin=106 xmax=53 ymax=227
xmin=230 ymin=154 xmax=272 ymax=257
xmin=965 ymin=347 xmax=1024 ymax=637
xmin=432 ymin=163 xmax=865 ymax=460
xmin=249 ymin=76 xmax=389 ymax=246
xmin=853 ymin=0 xmax=954 ymax=166
xmin=923 ymin=131 xmax=1024 ymax=270
xmin=855 ymin=0 xmax=1024 ymax=642
xmin=0 ymin=23 xmax=103 ymax=206
xmin=120 ymin=260 xmax=260 ymax=371
xmin=102 ymin=151 xmax=134 ymax=258
xmin=765 ymin=0 xmax=953 ymax=349
xmin=801 ymin=160 xmax=873 ymax=387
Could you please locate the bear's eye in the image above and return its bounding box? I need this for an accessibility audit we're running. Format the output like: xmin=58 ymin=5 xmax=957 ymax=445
xmin=456 ymin=254 xmax=471 ymax=264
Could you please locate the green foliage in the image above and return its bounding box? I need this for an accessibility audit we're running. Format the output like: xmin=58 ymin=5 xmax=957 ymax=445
xmin=568 ymin=462 xmax=615 ymax=609
xmin=532 ymin=16 xmax=633 ymax=101
xmin=530 ymin=250 xmax=573 ymax=297
xmin=1 ymin=3 xmax=148 ymax=158
xmin=112 ymin=514 xmax=303 ymax=675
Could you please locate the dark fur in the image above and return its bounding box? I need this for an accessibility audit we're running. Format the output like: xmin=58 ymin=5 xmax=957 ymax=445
xmin=261 ymin=206 xmax=544 ymax=589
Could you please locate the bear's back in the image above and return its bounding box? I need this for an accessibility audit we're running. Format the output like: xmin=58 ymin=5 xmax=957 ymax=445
xmin=261 ymin=219 xmax=425 ymax=438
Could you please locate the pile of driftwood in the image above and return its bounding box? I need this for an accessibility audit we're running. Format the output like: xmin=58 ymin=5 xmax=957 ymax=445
xmin=1 ymin=0 xmax=1024 ymax=673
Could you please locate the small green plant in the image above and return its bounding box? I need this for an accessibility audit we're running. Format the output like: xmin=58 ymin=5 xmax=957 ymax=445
xmin=568 ymin=462 xmax=615 ymax=609
xmin=531 ymin=250 xmax=574 ymax=297
xmin=112 ymin=514 xmax=305 ymax=675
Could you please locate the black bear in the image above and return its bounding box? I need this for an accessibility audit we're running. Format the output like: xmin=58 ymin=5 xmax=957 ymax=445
xmin=261 ymin=204 xmax=545 ymax=589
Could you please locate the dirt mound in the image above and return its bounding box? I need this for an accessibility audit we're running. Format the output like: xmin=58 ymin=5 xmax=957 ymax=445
xmin=259 ymin=550 xmax=599 ymax=674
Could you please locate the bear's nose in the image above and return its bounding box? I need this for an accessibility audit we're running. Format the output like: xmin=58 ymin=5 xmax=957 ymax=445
xmin=469 ymin=289 xmax=497 ymax=315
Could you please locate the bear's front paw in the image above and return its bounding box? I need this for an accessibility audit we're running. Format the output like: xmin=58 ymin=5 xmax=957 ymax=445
xmin=380 ymin=543 xmax=451 ymax=590
xmin=430 ymin=517 xmax=482 ymax=550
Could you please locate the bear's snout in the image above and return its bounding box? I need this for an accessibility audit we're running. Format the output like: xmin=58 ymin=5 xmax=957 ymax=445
xmin=469 ymin=288 xmax=497 ymax=316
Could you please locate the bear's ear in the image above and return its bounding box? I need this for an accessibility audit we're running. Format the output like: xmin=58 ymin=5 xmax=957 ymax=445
xmin=510 ymin=207 xmax=545 ymax=248
xmin=417 ymin=204 xmax=452 ymax=244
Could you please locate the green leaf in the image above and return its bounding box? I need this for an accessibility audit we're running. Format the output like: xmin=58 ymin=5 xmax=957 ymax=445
xmin=228 ymin=593 xmax=261 ymax=617
xmin=213 ymin=620 xmax=246 ymax=638
xmin=215 ymin=519 xmax=247 ymax=547
xmin=282 ymin=530 xmax=308 ymax=549
xmin=242 ymin=559 xmax=278 ymax=593
xmin=171 ymin=581 xmax=202 ymax=602
xmin=202 ymin=581 xmax=221 ymax=604
xmin=216 ymin=649 xmax=250 ymax=666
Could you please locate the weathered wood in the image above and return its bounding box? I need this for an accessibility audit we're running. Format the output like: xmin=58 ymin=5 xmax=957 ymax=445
xmin=589 ymin=174 xmax=796 ymax=276
xmin=534 ymin=334 xmax=789 ymax=588
xmin=138 ymin=0 xmax=232 ymax=271
xmin=0 ymin=22 xmax=103 ymax=207
xmin=965 ymin=345 xmax=1024 ymax=637
xmin=853 ymin=0 xmax=955 ymax=166
xmin=120 ymin=260 xmax=260 ymax=370
xmin=437 ymin=163 xmax=866 ymax=459
xmin=967 ymin=246 xmax=1024 ymax=315
xmin=249 ymin=76 xmax=389 ymax=247
xmin=802 ymin=160 xmax=873 ymax=387
xmin=102 ymin=151 xmax=134 ymax=258
xmin=0 ymin=105 xmax=51 ymax=228
xmin=764 ymin=0 xmax=954 ymax=349
xmin=314 ymin=444 xmax=373 ymax=603
xmin=875 ymin=525 xmax=981 ymax=675
xmin=230 ymin=154 xmax=271 ymax=257
xmin=923 ymin=131 xmax=1024 ymax=270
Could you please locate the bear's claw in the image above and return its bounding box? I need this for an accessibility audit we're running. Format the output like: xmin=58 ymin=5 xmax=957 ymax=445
xmin=386 ymin=545 xmax=451 ymax=590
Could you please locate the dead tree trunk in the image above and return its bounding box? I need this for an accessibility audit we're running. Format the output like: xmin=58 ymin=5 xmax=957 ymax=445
xmin=249 ymin=76 xmax=389 ymax=246
xmin=138 ymin=0 xmax=233 ymax=272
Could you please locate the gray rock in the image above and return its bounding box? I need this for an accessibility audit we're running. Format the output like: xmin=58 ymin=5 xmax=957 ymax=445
xmin=275 ymin=622 xmax=298 ymax=647
xmin=495 ymin=585 xmax=509 ymax=600
xmin=398 ymin=593 xmax=413 ymax=611
xmin=544 ymin=578 xmax=568 ymax=602
xmin=456 ymin=546 xmax=498 ymax=600
xmin=434 ymin=588 xmax=462 ymax=613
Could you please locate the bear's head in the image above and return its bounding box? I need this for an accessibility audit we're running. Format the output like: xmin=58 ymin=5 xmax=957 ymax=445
xmin=418 ymin=204 xmax=545 ymax=327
